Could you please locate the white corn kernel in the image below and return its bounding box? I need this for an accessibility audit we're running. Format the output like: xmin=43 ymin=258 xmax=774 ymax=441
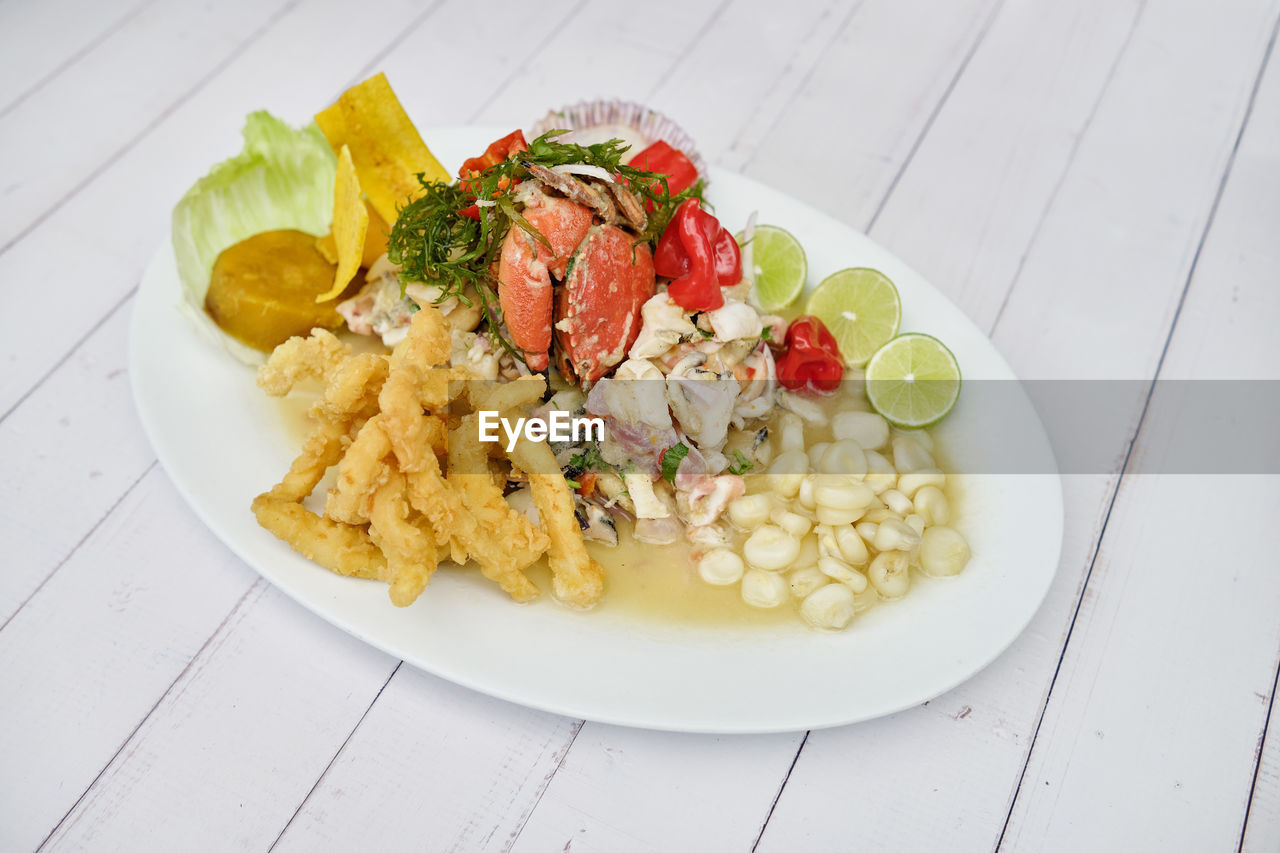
xmin=912 ymin=485 xmax=950 ymax=526
xmin=789 ymin=565 xmax=829 ymax=598
xmin=862 ymin=450 xmax=897 ymax=494
xmin=905 ymin=428 xmax=934 ymax=452
xmin=743 ymin=524 xmax=801 ymax=571
xmin=855 ymin=521 xmax=879 ymax=544
xmin=771 ymin=507 xmax=812 ymax=538
xmin=861 ymin=507 xmax=897 ymax=524
xmin=727 ymin=494 xmax=772 ymax=530
xmin=800 ymin=583 xmax=856 ymax=630
xmin=742 ymin=568 xmax=789 ymax=608
xmin=892 ymin=435 xmax=935 ymax=473
xmin=833 ymin=524 xmax=869 ymax=565
xmin=868 ymin=551 xmax=911 ymax=598
xmin=920 ymin=525 xmax=971 ymax=577
xmin=874 ymin=517 xmax=921 ymax=551
xmin=818 ymin=439 xmax=868 ymax=477
xmin=832 ymin=410 xmax=890 ymax=450
xmin=813 ymin=480 xmax=875 ymax=513
xmin=815 ymin=505 xmax=864 ymax=526
xmin=797 ymin=474 xmax=817 ymax=510
xmin=794 ymin=533 xmax=820 ymax=568
xmin=904 ymin=513 xmax=926 ymax=537
xmin=697 ymin=548 xmax=745 ymax=586
xmin=818 ymin=555 xmax=869 ymax=592
xmin=768 ymin=450 xmax=810 ymax=498
xmin=778 ymin=412 xmax=805 ymax=452
xmin=882 ymin=488 xmax=913 ymax=516
xmin=897 ymin=468 xmax=946 ymax=498
xmin=852 ymin=585 xmax=880 ymax=612
xmin=807 ymin=442 xmax=831 ymax=469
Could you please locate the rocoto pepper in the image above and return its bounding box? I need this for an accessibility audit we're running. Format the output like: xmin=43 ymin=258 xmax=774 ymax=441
xmin=457 ymin=129 xmax=528 ymax=219
xmin=653 ymin=199 xmax=742 ymax=312
xmin=629 ymin=140 xmax=699 ymax=202
xmin=777 ymin=316 xmax=845 ymax=394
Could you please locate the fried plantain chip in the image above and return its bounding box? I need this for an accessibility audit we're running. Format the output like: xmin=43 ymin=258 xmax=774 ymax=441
xmin=317 ymin=145 xmax=368 ymax=302
xmin=314 ymin=73 xmax=450 ymax=226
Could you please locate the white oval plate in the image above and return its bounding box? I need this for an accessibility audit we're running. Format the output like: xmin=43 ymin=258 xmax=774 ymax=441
xmin=131 ymin=127 xmax=1063 ymax=734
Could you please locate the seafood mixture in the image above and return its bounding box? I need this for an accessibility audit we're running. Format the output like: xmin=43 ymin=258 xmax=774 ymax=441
xmin=174 ymin=73 xmax=969 ymax=630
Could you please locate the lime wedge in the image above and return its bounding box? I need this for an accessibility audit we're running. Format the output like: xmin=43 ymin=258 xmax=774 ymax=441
xmin=740 ymin=225 xmax=807 ymax=311
xmin=865 ymin=333 xmax=961 ymax=428
xmin=805 ymin=268 xmax=900 ymax=366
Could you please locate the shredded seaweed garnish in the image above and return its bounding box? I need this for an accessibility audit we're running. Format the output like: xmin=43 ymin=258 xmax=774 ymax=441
xmin=387 ymin=131 xmax=704 ymax=361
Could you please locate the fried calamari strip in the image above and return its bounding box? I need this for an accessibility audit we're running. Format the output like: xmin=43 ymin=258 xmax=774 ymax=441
xmin=257 ymin=329 xmax=351 ymax=396
xmin=326 ymin=415 xmax=394 ymax=525
xmin=252 ymin=495 xmax=387 ymax=581
xmin=510 ymin=437 xmax=605 ymax=610
xmin=366 ymin=470 xmax=438 ymax=606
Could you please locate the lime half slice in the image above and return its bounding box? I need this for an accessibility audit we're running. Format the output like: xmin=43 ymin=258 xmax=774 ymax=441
xmin=805 ymin=268 xmax=900 ymax=366
xmin=741 ymin=225 xmax=807 ymax=311
xmin=865 ymin=333 xmax=961 ymax=428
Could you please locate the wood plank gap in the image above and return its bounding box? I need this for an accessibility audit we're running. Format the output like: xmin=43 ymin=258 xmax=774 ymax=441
xmin=0 ymin=285 xmax=137 ymax=428
xmin=0 ymin=0 xmax=304 ymax=261
xmin=499 ymin=720 xmax=586 ymax=853
xmin=266 ymin=661 xmax=405 ymax=852
xmin=34 ymin=577 xmax=268 ymax=851
xmin=343 ymin=0 xmax=450 ymax=92
xmin=1240 ymin=652 xmax=1280 ymax=851
xmin=988 ymin=0 xmax=1149 ymax=336
xmin=0 ymin=457 xmax=156 ymax=637
xmin=467 ymin=0 xmax=592 ymax=123
xmin=750 ymin=731 xmax=810 ymax=853
xmin=645 ymin=0 xmax=736 ymax=99
xmin=863 ymin=0 xmax=1008 ymax=232
xmin=995 ymin=15 xmax=1280 ymax=850
xmin=0 ymin=0 xmax=158 ymax=119
xmin=732 ymin=0 xmax=867 ymax=172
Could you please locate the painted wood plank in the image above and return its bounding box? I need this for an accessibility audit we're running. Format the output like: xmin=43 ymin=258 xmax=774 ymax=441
xmin=42 ymin=584 xmax=399 ymax=851
xmin=756 ymin=0 xmax=1280 ymax=849
xmin=1244 ymin=685 xmax=1280 ymax=853
xmin=507 ymin=727 xmax=805 ymax=853
xmin=1001 ymin=23 xmax=1280 ymax=846
xmin=0 ymin=0 xmax=153 ymax=114
xmin=0 ymin=300 xmax=155 ymax=624
xmin=0 ymin=470 xmax=258 ymax=852
xmin=0 ymin=0 xmax=297 ymax=252
xmin=0 ymin=0 xmax=426 ymax=418
xmin=271 ymin=668 xmax=581 ymax=853
xmin=740 ymin=0 xmax=1002 ymax=226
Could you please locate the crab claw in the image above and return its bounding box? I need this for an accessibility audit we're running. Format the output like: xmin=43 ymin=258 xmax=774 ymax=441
xmin=554 ymin=224 xmax=656 ymax=385
xmin=497 ymin=193 xmax=594 ymax=370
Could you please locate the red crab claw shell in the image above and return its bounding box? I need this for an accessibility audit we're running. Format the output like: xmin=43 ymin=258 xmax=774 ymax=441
xmin=497 ymin=194 xmax=593 ymax=370
xmin=554 ymin=224 xmax=656 ymax=385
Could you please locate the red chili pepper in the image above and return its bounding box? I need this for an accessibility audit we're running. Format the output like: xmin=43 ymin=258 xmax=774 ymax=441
xmin=629 ymin=140 xmax=699 ymax=202
xmin=777 ymin=316 xmax=845 ymax=394
xmin=654 ymin=199 xmax=742 ymax=311
xmin=458 ymin=129 xmax=528 ymax=219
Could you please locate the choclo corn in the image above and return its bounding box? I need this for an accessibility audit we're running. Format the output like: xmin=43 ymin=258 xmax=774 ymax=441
xmin=788 ymin=565 xmax=829 ymax=598
xmin=727 ymin=494 xmax=771 ymax=530
xmin=741 ymin=568 xmax=789 ymax=608
xmin=800 ymin=583 xmax=856 ymax=629
xmin=892 ymin=435 xmax=935 ymax=473
xmin=743 ymin=524 xmax=801 ymax=571
xmin=768 ymin=450 xmax=810 ymax=498
xmin=868 ymin=550 xmax=911 ymax=598
xmin=771 ymin=507 xmax=812 ymax=538
xmin=818 ymin=555 xmax=868 ymax=592
xmin=897 ymin=468 xmax=946 ymax=498
xmin=920 ymin=525 xmax=971 ymax=577
xmin=832 ymin=410 xmax=890 ymax=451
xmin=818 ymin=439 xmax=868 ymax=477
xmin=833 ymin=524 xmax=869 ymax=565
xmin=874 ymin=517 xmax=922 ymax=552
xmin=913 ymin=485 xmax=950 ymax=526
xmin=698 ymin=548 xmax=745 ymax=586
xmin=862 ymin=450 xmax=897 ymax=494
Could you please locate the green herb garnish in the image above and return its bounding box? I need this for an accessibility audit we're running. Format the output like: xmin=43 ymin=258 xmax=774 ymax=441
xmin=727 ymin=450 xmax=754 ymax=475
xmin=661 ymin=442 xmax=690 ymax=483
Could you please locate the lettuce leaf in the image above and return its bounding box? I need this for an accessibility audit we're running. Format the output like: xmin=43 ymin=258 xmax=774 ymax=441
xmin=170 ymin=111 xmax=336 ymax=360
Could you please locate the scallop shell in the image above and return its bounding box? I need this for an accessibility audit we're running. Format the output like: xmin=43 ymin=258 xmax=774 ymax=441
xmin=528 ymin=99 xmax=707 ymax=175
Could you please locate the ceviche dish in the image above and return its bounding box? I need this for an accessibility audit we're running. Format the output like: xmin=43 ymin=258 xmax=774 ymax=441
xmin=173 ymin=74 xmax=970 ymax=632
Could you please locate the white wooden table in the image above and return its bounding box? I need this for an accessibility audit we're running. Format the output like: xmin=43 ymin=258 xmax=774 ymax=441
xmin=3 ymin=0 xmax=1278 ymax=849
